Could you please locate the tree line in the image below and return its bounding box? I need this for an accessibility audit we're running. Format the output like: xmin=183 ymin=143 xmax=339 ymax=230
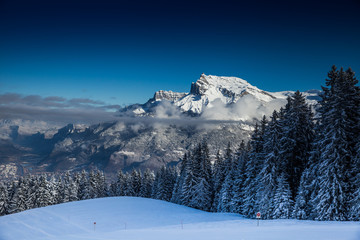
xmin=0 ymin=66 xmax=359 ymax=221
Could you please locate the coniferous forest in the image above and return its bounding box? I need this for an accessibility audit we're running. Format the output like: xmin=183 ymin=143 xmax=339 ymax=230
xmin=1 ymin=66 xmax=359 ymax=221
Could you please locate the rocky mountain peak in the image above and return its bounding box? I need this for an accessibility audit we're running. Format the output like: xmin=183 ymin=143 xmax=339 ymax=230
xmin=189 ymin=74 xmax=262 ymax=97
xmin=124 ymin=73 xmax=320 ymax=117
xmin=153 ymin=90 xmax=187 ymax=102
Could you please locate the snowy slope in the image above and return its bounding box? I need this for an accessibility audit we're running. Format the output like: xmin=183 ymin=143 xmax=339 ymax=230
xmin=0 ymin=197 xmax=358 ymax=240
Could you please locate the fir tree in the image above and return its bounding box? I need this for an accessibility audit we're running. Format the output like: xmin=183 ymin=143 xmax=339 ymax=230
xmin=279 ymin=91 xmax=314 ymax=199
xmin=242 ymin=117 xmax=267 ymax=218
xmin=115 ymin=170 xmax=127 ymax=196
xmin=212 ymin=150 xmax=225 ymax=211
xmin=130 ymin=169 xmax=142 ymax=197
xmin=140 ymin=169 xmax=155 ymax=198
xmin=8 ymin=178 xmax=29 ymax=214
xmin=272 ymin=173 xmax=293 ymax=219
xmin=171 ymin=153 xmax=188 ymax=204
xmin=78 ymin=170 xmax=91 ymax=200
xmin=257 ymin=111 xmax=282 ymax=219
xmin=215 ymin=143 xmax=233 ymax=212
xmin=0 ymin=182 xmax=9 ymax=216
xmin=34 ymin=175 xmax=54 ymax=207
xmin=63 ymin=172 xmax=78 ymax=202
xmin=231 ymin=141 xmax=248 ymax=214
xmin=312 ymin=66 xmax=358 ymax=220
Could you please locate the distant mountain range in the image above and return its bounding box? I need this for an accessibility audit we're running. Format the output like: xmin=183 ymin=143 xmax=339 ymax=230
xmin=0 ymin=74 xmax=321 ymax=181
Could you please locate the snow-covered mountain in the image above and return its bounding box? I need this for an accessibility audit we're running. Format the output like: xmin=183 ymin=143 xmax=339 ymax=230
xmin=0 ymin=197 xmax=357 ymax=240
xmin=0 ymin=74 xmax=321 ymax=180
xmin=126 ymin=74 xmax=320 ymax=118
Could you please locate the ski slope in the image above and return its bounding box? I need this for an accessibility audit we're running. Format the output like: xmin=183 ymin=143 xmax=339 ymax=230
xmin=0 ymin=197 xmax=359 ymax=240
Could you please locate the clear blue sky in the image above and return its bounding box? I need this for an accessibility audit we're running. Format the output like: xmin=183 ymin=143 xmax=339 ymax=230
xmin=0 ymin=0 xmax=359 ymax=106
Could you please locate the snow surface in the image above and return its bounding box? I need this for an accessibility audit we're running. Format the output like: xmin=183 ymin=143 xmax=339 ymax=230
xmin=0 ymin=197 xmax=359 ymax=240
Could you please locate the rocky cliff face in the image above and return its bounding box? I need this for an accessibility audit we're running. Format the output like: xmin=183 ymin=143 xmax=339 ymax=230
xmin=152 ymin=90 xmax=187 ymax=102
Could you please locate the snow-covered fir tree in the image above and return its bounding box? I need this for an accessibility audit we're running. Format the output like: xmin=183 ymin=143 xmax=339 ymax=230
xmin=215 ymin=143 xmax=233 ymax=212
xmin=257 ymin=111 xmax=282 ymax=219
xmin=34 ymin=175 xmax=54 ymax=207
xmin=272 ymin=173 xmax=293 ymax=219
xmin=211 ymin=150 xmax=225 ymax=211
xmin=242 ymin=118 xmax=267 ymax=218
xmin=171 ymin=153 xmax=188 ymax=204
xmin=231 ymin=141 xmax=248 ymax=214
xmin=0 ymin=182 xmax=9 ymax=216
xmin=78 ymin=170 xmax=91 ymax=200
xmin=140 ymin=168 xmax=155 ymax=198
xmin=279 ymin=91 xmax=314 ymax=199
xmin=8 ymin=178 xmax=29 ymax=214
xmin=63 ymin=172 xmax=79 ymax=203
xmin=312 ymin=66 xmax=359 ymax=221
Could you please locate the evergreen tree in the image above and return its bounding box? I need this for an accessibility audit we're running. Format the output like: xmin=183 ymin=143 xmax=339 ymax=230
xmin=95 ymin=170 xmax=107 ymax=197
xmin=215 ymin=143 xmax=233 ymax=212
xmin=218 ymin=169 xmax=235 ymax=212
xmin=0 ymin=182 xmax=9 ymax=216
xmin=257 ymin=111 xmax=282 ymax=219
xmin=8 ymin=178 xmax=29 ymax=214
xmin=272 ymin=173 xmax=293 ymax=219
xmin=78 ymin=170 xmax=91 ymax=200
xmin=154 ymin=166 xmax=176 ymax=202
xmin=54 ymin=177 xmax=65 ymax=204
xmin=231 ymin=141 xmax=248 ymax=214
xmin=63 ymin=172 xmax=78 ymax=202
xmin=151 ymin=170 xmax=161 ymax=199
xmin=115 ymin=170 xmax=127 ymax=196
xmin=293 ymin=122 xmax=322 ymax=220
xmin=171 ymin=153 xmax=188 ymax=204
xmin=212 ymin=150 xmax=225 ymax=211
xmin=140 ymin=168 xmax=155 ymax=198
xmin=279 ymin=91 xmax=314 ymax=199
xmin=242 ymin=118 xmax=267 ymax=218
xmin=130 ymin=169 xmax=142 ymax=197
xmin=198 ymin=142 xmax=214 ymax=211
xmin=312 ymin=66 xmax=359 ymax=220
xmin=350 ymin=143 xmax=360 ymax=220
xmin=181 ymin=152 xmax=196 ymax=207
xmin=34 ymin=175 xmax=54 ymax=207
xmin=123 ymin=172 xmax=135 ymax=196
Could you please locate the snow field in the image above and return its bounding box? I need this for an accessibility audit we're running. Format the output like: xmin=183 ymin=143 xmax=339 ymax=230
xmin=0 ymin=197 xmax=359 ymax=240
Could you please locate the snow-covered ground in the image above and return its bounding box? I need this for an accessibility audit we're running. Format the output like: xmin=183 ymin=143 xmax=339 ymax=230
xmin=0 ymin=197 xmax=359 ymax=240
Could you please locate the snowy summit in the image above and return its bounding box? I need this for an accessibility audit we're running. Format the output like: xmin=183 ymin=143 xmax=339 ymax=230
xmin=128 ymin=74 xmax=320 ymax=117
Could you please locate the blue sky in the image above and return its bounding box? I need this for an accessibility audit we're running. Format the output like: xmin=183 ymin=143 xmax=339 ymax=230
xmin=0 ymin=0 xmax=359 ymax=107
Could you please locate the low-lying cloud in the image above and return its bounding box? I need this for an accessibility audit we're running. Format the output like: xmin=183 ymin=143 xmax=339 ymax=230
xmin=0 ymin=93 xmax=121 ymax=124
xmin=201 ymin=95 xmax=286 ymax=121
xmin=0 ymin=92 xmax=288 ymax=128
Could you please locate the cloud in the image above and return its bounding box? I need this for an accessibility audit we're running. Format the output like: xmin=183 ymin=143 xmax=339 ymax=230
xmin=0 ymin=93 xmax=22 ymax=104
xmin=0 ymin=93 xmax=121 ymax=124
xmin=154 ymin=101 xmax=182 ymax=119
xmin=68 ymin=98 xmax=105 ymax=105
xmin=44 ymin=96 xmax=66 ymax=102
xmin=0 ymin=91 xmax=288 ymax=128
xmin=201 ymin=95 xmax=286 ymax=121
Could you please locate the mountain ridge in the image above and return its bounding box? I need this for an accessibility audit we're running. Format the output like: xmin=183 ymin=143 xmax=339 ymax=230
xmin=125 ymin=74 xmax=320 ymax=118
xmin=0 ymin=74 xmax=321 ymax=181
